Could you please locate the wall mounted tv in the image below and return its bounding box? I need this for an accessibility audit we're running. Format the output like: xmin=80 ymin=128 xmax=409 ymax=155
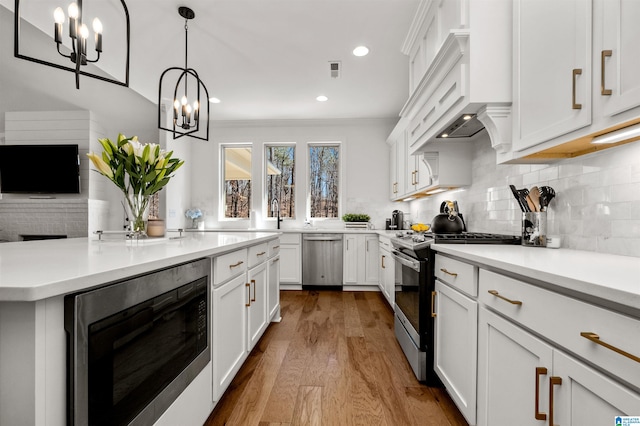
xmin=0 ymin=144 xmax=81 ymax=194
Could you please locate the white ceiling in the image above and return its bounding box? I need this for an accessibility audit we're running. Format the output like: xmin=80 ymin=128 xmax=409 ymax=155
xmin=6 ymin=0 xmax=420 ymax=122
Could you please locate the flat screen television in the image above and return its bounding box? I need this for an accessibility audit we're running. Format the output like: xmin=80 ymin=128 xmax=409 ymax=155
xmin=0 ymin=144 xmax=81 ymax=194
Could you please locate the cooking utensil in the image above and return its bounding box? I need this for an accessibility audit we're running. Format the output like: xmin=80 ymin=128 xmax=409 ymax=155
xmin=517 ymin=188 xmax=531 ymax=212
xmin=525 ymin=194 xmax=537 ymax=212
xmin=539 ymin=186 xmax=556 ymax=210
xmin=509 ymin=185 xmax=528 ymax=212
xmin=529 ymin=186 xmax=541 ymax=212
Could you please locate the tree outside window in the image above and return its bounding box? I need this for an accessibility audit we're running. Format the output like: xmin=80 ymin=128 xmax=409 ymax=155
xmin=309 ymin=144 xmax=340 ymax=218
xmin=266 ymin=145 xmax=295 ymax=218
xmin=223 ymin=146 xmax=251 ymax=218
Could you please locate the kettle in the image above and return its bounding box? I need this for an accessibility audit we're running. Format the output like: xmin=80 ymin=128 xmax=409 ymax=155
xmin=430 ymin=201 xmax=465 ymax=234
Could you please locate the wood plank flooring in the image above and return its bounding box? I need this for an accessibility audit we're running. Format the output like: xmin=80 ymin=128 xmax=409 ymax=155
xmin=204 ymin=290 xmax=469 ymax=426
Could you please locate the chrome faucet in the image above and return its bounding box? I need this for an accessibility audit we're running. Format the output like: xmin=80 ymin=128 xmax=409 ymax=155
xmin=271 ymin=198 xmax=282 ymax=229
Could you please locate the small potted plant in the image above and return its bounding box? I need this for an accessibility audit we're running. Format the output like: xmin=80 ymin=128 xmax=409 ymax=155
xmin=342 ymin=213 xmax=370 ymax=229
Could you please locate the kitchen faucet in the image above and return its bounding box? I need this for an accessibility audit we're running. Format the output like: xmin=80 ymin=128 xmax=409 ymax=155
xmin=271 ymin=198 xmax=282 ymax=229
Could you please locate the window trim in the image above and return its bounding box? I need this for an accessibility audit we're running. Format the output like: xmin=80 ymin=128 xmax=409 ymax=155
xmin=220 ymin=143 xmax=253 ymax=221
xmin=306 ymin=141 xmax=343 ymax=220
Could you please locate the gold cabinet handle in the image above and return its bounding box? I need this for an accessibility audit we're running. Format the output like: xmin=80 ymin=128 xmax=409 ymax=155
xmin=256 ymin=251 xmax=266 ymax=256
xmin=549 ymin=376 xmax=562 ymax=426
xmin=601 ymin=50 xmax=612 ymax=95
xmin=440 ymin=268 xmax=458 ymax=277
xmin=488 ymin=290 xmax=523 ymax=306
xmin=230 ymin=260 xmax=244 ymax=268
xmin=431 ymin=291 xmax=437 ymax=318
xmin=245 ymin=282 xmax=251 ymax=307
xmin=272 ymin=245 xmax=280 ymax=250
xmin=381 ymin=254 xmax=386 ymax=269
xmin=393 ymin=182 xmax=398 ymax=194
xmin=580 ymin=332 xmax=640 ymax=363
xmin=535 ymin=367 xmax=548 ymax=421
xmin=413 ymin=170 xmax=419 ymax=185
xmin=251 ymin=279 xmax=256 ymax=302
xmin=572 ymin=68 xmax=583 ymax=109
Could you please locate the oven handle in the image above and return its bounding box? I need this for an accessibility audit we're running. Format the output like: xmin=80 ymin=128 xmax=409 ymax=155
xmin=391 ymin=250 xmax=421 ymax=272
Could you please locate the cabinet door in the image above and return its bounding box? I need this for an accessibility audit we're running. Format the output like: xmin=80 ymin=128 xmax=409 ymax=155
xmin=363 ymin=236 xmax=379 ymax=284
xmin=434 ymin=280 xmax=478 ymax=425
xmin=343 ymin=235 xmax=358 ymax=284
xmin=247 ymin=263 xmax=268 ymax=349
xmin=212 ymin=274 xmax=248 ymax=401
xmin=390 ymin=140 xmax=398 ymax=199
xmin=553 ymin=350 xmax=640 ymax=426
xmin=513 ymin=0 xmax=592 ymax=151
xmin=599 ymin=0 xmax=640 ymax=117
xmin=267 ymin=255 xmax=280 ymax=321
xmin=279 ymin=244 xmax=301 ymax=284
xmin=381 ymin=248 xmax=395 ymax=309
xmin=477 ymin=307 xmax=554 ymax=426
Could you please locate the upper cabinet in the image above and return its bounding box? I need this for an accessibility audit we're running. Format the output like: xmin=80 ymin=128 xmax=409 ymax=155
xmin=400 ymin=0 xmax=513 ymax=156
xmin=500 ymin=0 xmax=640 ymax=163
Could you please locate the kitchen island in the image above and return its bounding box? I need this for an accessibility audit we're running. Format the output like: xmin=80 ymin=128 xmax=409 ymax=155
xmin=0 ymin=231 xmax=280 ymax=426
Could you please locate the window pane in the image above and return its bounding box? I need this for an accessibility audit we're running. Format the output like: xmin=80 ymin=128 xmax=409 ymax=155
xmin=309 ymin=145 xmax=339 ymax=218
xmin=223 ymin=147 xmax=251 ymax=218
xmin=266 ymin=145 xmax=295 ymax=218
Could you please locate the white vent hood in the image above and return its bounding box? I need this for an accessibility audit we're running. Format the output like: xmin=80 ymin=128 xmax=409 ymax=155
xmin=400 ymin=1 xmax=513 ymax=156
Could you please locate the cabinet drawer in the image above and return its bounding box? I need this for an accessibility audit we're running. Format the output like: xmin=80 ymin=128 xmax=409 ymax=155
xmin=214 ymin=249 xmax=247 ymax=286
xmin=479 ymin=269 xmax=640 ymax=389
xmin=279 ymin=233 xmax=301 ymax=245
xmin=435 ymin=255 xmax=478 ymax=297
xmin=268 ymin=238 xmax=280 ymax=258
xmin=248 ymin=243 xmax=268 ymax=268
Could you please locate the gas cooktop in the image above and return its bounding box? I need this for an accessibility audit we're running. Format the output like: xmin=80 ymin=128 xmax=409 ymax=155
xmin=391 ymin=231 xmax=521 ymax=258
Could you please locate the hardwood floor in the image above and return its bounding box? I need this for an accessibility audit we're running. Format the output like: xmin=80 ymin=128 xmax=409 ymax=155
xmin=205 ymin=290 xmax=468 ymax=426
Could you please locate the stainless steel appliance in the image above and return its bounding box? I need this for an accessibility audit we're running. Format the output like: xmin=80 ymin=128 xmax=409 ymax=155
xmin=302 ymin=233 xmax=343 ymax=289
xmin=391 ymin=210 xmax=404 ymax=230
xmin=391 ymin=231 xmax=520 ymax=384
xmin=65 ymin=258 xmax=210 ymax=426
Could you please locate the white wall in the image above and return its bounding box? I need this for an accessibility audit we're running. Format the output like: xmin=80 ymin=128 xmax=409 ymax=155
xmin=186 ymin=118 xmax=400 ymax=230
xmin=408 ymin=133 xmax=640 ymax=257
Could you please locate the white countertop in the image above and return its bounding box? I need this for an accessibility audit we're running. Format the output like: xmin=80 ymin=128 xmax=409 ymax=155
xmin=0 ymin=231 xmax=279 ymax=302
xmin=432 ymin=244 xmax=640 ymax=312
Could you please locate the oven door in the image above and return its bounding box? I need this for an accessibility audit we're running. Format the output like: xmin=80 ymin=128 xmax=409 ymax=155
xmin=392 ymin=250 xmax=427 ymax=347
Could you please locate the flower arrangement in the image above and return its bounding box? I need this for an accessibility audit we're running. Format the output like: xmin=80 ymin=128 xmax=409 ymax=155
xmin=87 ymin=134 xmax=184 ymax=235
xmin=185 ymin=208 xmax=203 ymax=228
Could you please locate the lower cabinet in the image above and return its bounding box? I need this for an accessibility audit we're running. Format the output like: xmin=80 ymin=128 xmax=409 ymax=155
xmin=247 ymin=262 xmax=268 ymax=349
xmin=279 ymin=233 xmax=301 ymax=284
xmin=378 ymin=237 xmax=395 ymax=308
xmin=343 ymin=234 xmax=379 ymax=286
xmin=267 ymin=255 xmax=280 ymax=321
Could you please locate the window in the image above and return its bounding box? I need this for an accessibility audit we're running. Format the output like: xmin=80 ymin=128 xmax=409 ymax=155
xmin=265 ymin=145 xmax=295 ymax=218
xmin=308 ymin=144 xmax=340 ymax=218
xmin=222 ymin=146 xmax=251 ymax=218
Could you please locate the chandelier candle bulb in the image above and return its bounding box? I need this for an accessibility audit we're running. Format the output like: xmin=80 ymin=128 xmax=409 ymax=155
xmin=68 ymin=2 xmax=78 ymax=38
xmin=93 ymin=18 xmax=103 ymax=52
xmin=54 ymin=8 xmax=64 ymax=43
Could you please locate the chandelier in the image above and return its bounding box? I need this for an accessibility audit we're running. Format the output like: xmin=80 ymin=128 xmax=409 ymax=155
xmin=14 ymin=0 xmax=130 ymax=89
xmin=158 ymin=7 xmax=210 ymax=141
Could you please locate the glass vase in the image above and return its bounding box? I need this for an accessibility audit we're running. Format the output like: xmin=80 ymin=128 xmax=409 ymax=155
xmin=124 ymin=193 xmax=150 ymax=237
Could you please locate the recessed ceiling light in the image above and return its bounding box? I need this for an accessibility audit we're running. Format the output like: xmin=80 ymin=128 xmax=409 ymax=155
xmin=316 ymin=95 xmax=328 ymax=102
xmin=441 ymin=133 xmax=449 ymax=138
xmin=463 ymin=114 xmax=473 ymax=120
xmin=209 ymin=97 xmax=221 ymax=104
xmin=353 ymin=46 xmax=369 ymax=57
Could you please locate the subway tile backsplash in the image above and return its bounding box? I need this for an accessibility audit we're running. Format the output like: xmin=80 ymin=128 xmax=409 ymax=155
xmin=409 ymin=134 xmax=640 ymax=257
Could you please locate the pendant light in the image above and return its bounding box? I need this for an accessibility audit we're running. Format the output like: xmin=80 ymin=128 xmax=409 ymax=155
xmin=158 ymin=7 xmax=210 ymax=141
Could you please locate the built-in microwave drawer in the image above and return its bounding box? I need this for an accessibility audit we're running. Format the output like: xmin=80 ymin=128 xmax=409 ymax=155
xmin=268 ymin=238 xmax=280 ymax=258
xmin=479 ymin=269 xmax=640 ymax=389
xmin=214 ymin=249 xmax=247 ymax=286
xmin=434 ymin=255 xmax=478 ymax=297
xmin=248 ymin=243 xmax=268 ymax=268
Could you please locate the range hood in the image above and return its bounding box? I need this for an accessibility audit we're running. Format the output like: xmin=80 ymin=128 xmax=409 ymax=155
xmin=435 ymin=114 xmax=486 ymax=139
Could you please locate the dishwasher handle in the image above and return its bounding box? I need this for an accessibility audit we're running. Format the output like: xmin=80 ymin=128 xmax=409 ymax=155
xmin=303 ymin=235 xmax=343 ymax=241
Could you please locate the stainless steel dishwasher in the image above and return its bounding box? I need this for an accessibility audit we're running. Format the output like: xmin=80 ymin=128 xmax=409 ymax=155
xmin=302 ymin=233 xmax=343 ymax=289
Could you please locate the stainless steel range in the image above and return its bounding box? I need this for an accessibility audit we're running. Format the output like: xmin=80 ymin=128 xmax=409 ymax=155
xmin=391 ymin=231 xmax=520 ymax=385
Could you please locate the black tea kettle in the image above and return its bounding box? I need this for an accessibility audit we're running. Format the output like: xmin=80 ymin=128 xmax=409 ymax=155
xmin=430 ymin=201 xmax=465 ymax=234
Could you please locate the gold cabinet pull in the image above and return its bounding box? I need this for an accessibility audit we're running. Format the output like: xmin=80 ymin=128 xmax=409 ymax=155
xmin=549 ymin=376 xmax=562 ymax=426
xmin=488 ymin=290 xmax=523 ymax=306
xmin=256 ymin=251 xmax=266 ymax=256
xmin=272 ymin=245 xmax=280 ymax=250
xmin=431 ymin=291 xmax=437 ymax=318
xmin=251 ymin=279 xmax=256 ymax=302
xmin=414 ymin=170 xmax=419 ymax=185
xmin=440 ymin=268 xmax=458 ymax=277
xmin=230 ymin=260 xmax=244 ymax=268
xmin=393 ymin=182 xmax=398 ymax=194
xmin=601 ymin=50 xmax=612 ymax=95
xmin=580 ymin=332 xmax=640 ymax=363
xmin=245 ymin=282 xmax=251 ymax=307
xmin=381 ymin=254 xmax=386 ymax=269
xmin=572 ymin=68 xmax=583 ymax=109
xmin=535 ymin=367 xmax=548 ymax=421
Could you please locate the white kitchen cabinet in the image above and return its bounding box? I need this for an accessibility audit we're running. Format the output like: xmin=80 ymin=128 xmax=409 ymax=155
xmin=378 ymin=236 xmax=395 ymax=308
xmin=267 ymin=255 xmax=280 ymax=322
xmin=343 ymin=234 xmax=378 ymax=286
xmin=279 ymin=233 xmax=301 ymax=284
xmin=212 ymin=273 xmax=248 ymax=401
xmin=389 ymin=129 xmax=407 ymax=200
xmin=512 ymin=0 xmax=592 ymax=153
xmin=433 ymin=255 xmax=478 ymax=425
xmin=247 ymin=262 xmax=268 ymax=349
xmin=406 ymin=150 xmax=433 ymax=193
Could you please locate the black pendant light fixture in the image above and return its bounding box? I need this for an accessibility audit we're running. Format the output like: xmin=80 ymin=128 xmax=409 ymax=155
xmin=158 ymin=7 xmax=210 ymax=141
xmin=14 ymin=0 xmax=130 ymax=89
